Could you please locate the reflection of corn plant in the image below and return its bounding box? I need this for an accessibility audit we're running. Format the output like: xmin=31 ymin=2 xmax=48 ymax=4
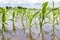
xmin=1 ymin=32 xmax=5 ymax=40
xmin=0 ymin=29 xmax=5 ymax=40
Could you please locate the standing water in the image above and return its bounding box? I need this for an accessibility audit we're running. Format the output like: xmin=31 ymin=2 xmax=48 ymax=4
xmin=0 ymin=0 xmax=60 ymax=40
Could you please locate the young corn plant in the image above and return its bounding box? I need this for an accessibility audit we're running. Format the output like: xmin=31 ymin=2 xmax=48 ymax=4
xmin=0 ymin=8 xmax=8 ymax=32
xmin=43 ymin=1 xmax=60 ymax=40
xmin=1 ymin=31 xmax=6 ymax=40
xmin=57 ymin=9 xmax=60 ymax=24
xmin=10 ymin=8 xmax=21 ymax=31
xmin=44 ymin=6 xmax=59 ymax=40
xmin=51 ymin=1 xmax=59 ymax=40
xmin=0 ymin=7 xmax=10 ymax=40
xmin=12 ymin=10 xmax=16 ymax=31
xmin=51 ymin=1 xmax=55 ymax=40
xmin=26 ymin=9 xmax=40 ymax=40
xmin=51 ymin=10 xmax=56 ymax=40
xmin=26 ymin=9 xmax=33 ymax=40
xmin=21 ymin=8 xmax=27 ymax=33
xmin=17 ymin=7 xmax=27 ymax=33
xmin=38 ymin=2 xmax=48 ymax=40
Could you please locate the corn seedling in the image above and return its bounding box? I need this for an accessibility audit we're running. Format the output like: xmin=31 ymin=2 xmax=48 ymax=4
xmin=21 ymin=8 xmax=27 ymax=33
xmin=51 ymin=1 xmax=59 ymax=40
xmin=0 ymin=8 xmax=8 ymax=32
xmin=38 ymin=2 xmax=48 ymax=40
xmin=24 ymin=9 xmax=39 ymax=40
xmin=0 ymin=1 xmax=60 ymax=40
xmin=9 ymin=8 xmax=21 ymax=31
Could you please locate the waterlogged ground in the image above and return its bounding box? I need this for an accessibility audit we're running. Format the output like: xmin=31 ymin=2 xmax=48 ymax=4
xmin=0 ymin=23 xmax=60 ymax=40
xmin=0 ymin=12 xmax=60 ymax=40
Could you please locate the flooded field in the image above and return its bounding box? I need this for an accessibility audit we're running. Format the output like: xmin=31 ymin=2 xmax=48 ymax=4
xmin=0 ymin=1 xmax=60 ymax=40
xmin=0 ymin=24 xmax=60 ymax=40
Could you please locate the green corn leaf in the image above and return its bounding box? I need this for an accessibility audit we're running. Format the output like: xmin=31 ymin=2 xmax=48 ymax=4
xmin=22 ymin=9 xmax=26 ymax=16
xmin=13 ymin=11 xmax=15 ymax=19
xmin=1 ymin=8 xmax=7 ymax=23
xmin=42 ymin=2 xmax=48 ymax=14
xmin=45 ymin=8 xmax=59 ymax=16
xmin=27 ymin=9 xmax=30 ymax=18
xmin=1 ymin=22 xmax=5 ymax=25
xmin=58 ymin=9 xmax=60 ymax=15
xmin=52 ymin=8 xmax=59 ymax=10
xmin=4 ymin=15 xmax=7 ymax=22
xmin=42 ymin=2 xmax=48 ymax=21
xmin=30 ymin=11 xmax=40 ymax=23
xmin=29 ymin=16 xmax=32 ymax=24
xmin=32 ymin=11 xmax=40 ymax=18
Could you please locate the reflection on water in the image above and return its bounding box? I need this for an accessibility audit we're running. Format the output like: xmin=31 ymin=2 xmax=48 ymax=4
xmin=0 ymin=25 xmax=60 ymax=40
xmin=0 ymin=17 xmax=60 ymax=40
xmin=0 ymin=12 xmax=60 ymax=40
xmin=1 ymin=33 xmax=6 ymax=40
xmin=0 ymin=30 xmax=29 ymax=40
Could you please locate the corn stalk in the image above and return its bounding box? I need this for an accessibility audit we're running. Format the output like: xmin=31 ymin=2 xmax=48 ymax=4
xmin=21 ymin=8 xmax=27 ymax=33
xmin=39 ymin=2 xmax=48 ymax=40
xmin=26 ymin=9 xmax=40 ymax=40
xmin=0 ymin=8 xmax=8 ymax=32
